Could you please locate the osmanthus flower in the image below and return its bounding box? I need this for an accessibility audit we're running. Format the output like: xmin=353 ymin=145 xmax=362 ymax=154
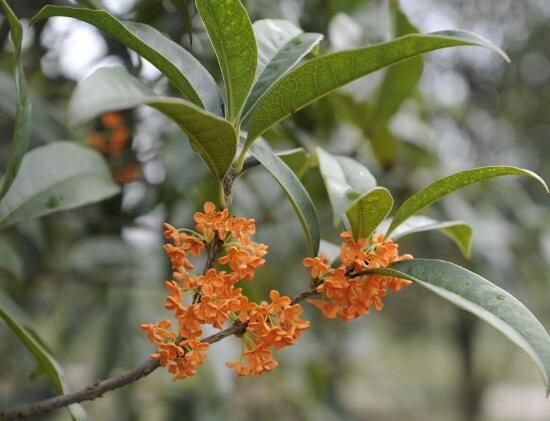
xmin=142 ymin=202 xmax=309 ymax=381
xmin=306 ymin=230 xmax=413 ymax=320
xmin=226 ymin=290 xmax=310 ymax=376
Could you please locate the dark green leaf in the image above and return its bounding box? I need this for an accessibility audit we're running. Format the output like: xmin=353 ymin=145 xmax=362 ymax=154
xmin=0 ymin=142 xmax=120 ymax=229
xmin=347 ymin=188 xmax=393 ymax=239
xmin=386 ymin=166 xmax=549 ymax=236
xmin=250 ymin=142 xmax=320 ymax=255
xmin=196 ymin=0 xmax=257 ymax=121
xmin=242 ymin=20 xmax=323 ymax=121
xmin=30 ymin=5 xmax=222 ymax=114
xmin=373 ymin=259 xmax=550 ymax=394
xmin=316 ymin=147 xmax=376 ymax=225
xmin=0 ymin=292 xmax=87 ymax=419
xmin=0 ymin=0 xmax=31 ymax=200
xmin=388 ymin=215 xmax=473 ymax=258
xmin=245 ymin=30 xmax=509 ymax=147
xmin=68 ymin=66 xmax=237 ymax=178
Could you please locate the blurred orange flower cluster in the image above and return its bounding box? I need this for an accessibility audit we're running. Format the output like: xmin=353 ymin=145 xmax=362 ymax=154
xmin=141 ymin=202 xmax=310 ymax=380
xmin=305 ymin=231 xmax=413 ymax=320
xmin=87 ymin=112 xmax=140 ymax=184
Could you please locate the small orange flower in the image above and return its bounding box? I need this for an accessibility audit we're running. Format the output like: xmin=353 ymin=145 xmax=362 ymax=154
xmin=305 ymin=230 xmax=413 ymax=321
xmin=303 ymin=255 xmax=330 ymax=279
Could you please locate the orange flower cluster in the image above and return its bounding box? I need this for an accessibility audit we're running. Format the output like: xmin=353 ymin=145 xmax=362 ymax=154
xmin=226 ymin=290 xmax=310 ymax=376
xmin=87 ymin=112 xmax=140 ymax=184
xmin=141 ymin=202 xmax=310 ymax=380
xmin=87 ymin=112 xmax=130 ymax=157
xmin=305 ymin=231 xmax=413 ymax=320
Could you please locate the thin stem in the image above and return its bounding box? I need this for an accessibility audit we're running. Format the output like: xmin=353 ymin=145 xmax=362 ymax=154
xmin=233 ymin=146 xmax=248 ymax=175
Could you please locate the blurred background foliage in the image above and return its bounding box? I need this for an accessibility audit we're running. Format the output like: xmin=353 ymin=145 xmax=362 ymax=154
xmin=1 ymin=0 xmax=550 ymax=420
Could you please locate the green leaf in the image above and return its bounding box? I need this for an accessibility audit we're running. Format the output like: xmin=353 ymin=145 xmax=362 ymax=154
xmin=0 ymin=0 xmax=31 ymax=200
xmin=347 ymin=187 xmax=393 ymax=239
xmin=0 ymin=293 xmax=87 ymax=420
xmin=242 ymin=147 xmax=309 ymax=177
xmin=30 ymin=5 xmax=222 ymax=114
xmin=387 ymin=215 xmax=473 ymax=258
xmin=373 ymin=259 xmax=550 ymax=394
xmin=242 ymin=20 xmax=323 ymax=121
xmin=196 ymin=0 xmax=257 ymax=121
xmin=245 ymin=30 xmax=509 ymax=147
xmin=250 ymin=142 xmax=320 ymax=255
xmin=316 ymin=147 xmax=376 ymax=225
xmin=0 ymin=236 xmax=23 ymax=281
xmin=68 ymin=66 xmax=237 ymax=178
xmin=386 ymin=166 xmax=549 ymax=237
xmin=0 ymin=142 xmax=120 ymax=230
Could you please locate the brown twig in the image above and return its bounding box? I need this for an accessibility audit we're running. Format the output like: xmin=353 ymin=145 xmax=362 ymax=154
xmin=0 ymin=286 xmax=317 ymax=420
xmin=0 ymin=170 xmax=323 ymax=419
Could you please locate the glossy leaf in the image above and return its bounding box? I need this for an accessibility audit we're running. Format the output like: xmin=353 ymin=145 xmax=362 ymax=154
xmin=245 ymin=30 xmax=509 ymax=146
xmin=0 ymin=0 xmax=31 ymax=200
xmin=250 ymin=142 xmax=320 ymax=255
xmin=387 ymin=215 xmax=473 ymax=258
xmin=0 ymin=142 xmax=120 ymax=230
xmin=196 ymin=0 xmax=257 ymax=121
xmin=373 ymin=259 xmax=550 ymax=393
xmin=386 ymin=166 xmax=549 ymax=236
xmin=347 ymin=188 xmax=393 ymax=239
xmin=68 ymin=66 xmax=237 ymax=178
xmin=316 ymin=147 xmax=376 ymax=225
xmin=242 ymin=20 xmax=323 ymax=121
xmin=30 ymin=5 xmax=222 ymax=114
xmin=0 ymin=295 xmax=86 ymax=420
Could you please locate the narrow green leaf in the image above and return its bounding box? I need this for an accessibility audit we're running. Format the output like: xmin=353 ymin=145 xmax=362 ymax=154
xmin=196 ymin=0 xmax=257 ymax=121
xmin=0 ymin=142 xmax=120 ymax=230
xmin=388 ymin=215 xmax=473 ymax=258
xmin=347 ymin=187 xmax=393 ymax=239
xmin=386 ymin=166 xmax=549 ymax=236
xmin=68 ymin=66 xmax=237 ymax=178
xmin=242 ymin=147 xmax=309 ymax=177
xmin=0 ymin=294 xmax=87 ymax=420
xmin=30 ymin=5 xmax=222 ymax=114
xmin=316 ymin=147 xmax=377 ymax=225
xmin=250 ymin=142 xmax=320 ymax=255
xmin=372 ymin=259 xmax=550 ymax=394
xmin=245 ymin=30 xmax=509 ymax=146
xmin=0 ymin=0 xmax=32 ymax=200
xmin=242 ymin=20 xmax=323 ymax=121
